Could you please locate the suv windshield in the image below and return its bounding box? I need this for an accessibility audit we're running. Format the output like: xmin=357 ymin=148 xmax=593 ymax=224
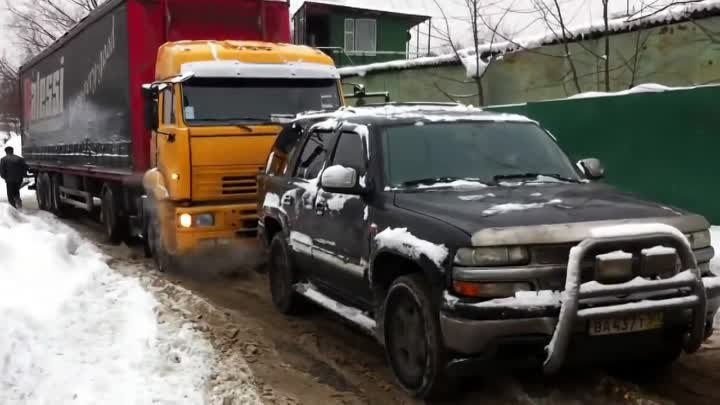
xmin=382 ymin=121 xmax=580 ymax=188
xmin=181 ymin=78 xmax=341 ymax=125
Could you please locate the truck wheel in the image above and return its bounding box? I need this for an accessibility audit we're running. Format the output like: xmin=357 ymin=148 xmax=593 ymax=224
xmin=101 ymin=185 xmax=127 ymax=244
xmin=383 ymin=274 xmax=451 ymax=399
xmin=49 ymin=174 xmax=68 ymax=217
xmin=268 ymin=233 xmax=306 ymax=314
xmin=36 ymin=173 xmax=51 ymax=211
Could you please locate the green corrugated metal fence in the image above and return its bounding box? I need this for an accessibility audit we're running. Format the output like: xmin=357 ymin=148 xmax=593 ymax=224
xmin=485 ymin=85 xmax=720 ymax=223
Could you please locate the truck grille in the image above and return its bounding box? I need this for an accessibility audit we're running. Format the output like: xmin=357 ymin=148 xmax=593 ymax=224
xmin=193 ymin=166 xmax=263 ymax=201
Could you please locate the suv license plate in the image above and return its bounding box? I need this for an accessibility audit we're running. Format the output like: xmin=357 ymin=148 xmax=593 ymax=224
xmin=588 ymin=312 xmax=663 ymax=336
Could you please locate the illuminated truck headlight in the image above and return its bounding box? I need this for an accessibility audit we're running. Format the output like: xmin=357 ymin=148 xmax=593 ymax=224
xmin=454 ymin=246 xmax=529 ymax=266
xmin=178 ymin=213 xmax=214 ymax=228
xmin=179 ymin=213 xmax=193 ymax=228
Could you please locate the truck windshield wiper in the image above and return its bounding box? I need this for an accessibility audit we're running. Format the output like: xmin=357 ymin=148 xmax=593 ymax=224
xmin=493 ymin=173 xmax=580 ymax=184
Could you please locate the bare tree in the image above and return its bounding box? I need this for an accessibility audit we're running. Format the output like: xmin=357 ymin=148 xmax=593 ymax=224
xmin=431 ymin=0 xmax=515 ymax=106
xmin=0 ymin=0 xmax=102 ymax=124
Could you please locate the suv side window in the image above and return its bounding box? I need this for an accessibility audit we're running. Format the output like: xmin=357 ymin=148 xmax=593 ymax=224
xmin=331 ymin=132 xmax=366 ymax=174
xmin=294 ymin=130 xmax=337 ymax=179
xmin=267 ymin=124 xmax=304 ymax=176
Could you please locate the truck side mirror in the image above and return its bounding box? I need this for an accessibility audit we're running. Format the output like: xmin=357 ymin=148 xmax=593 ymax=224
xmin=142 ymin=86 xmax=159 ymax=132
xmin=578 ymin=158 xmax=605 ymax=180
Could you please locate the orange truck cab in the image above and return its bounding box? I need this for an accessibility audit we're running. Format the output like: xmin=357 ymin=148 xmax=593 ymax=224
xmin=142 ymin=41 xmax=342 ymax=266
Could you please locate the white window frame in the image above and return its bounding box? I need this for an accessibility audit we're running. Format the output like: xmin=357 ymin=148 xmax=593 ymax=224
xmin=354 ymin=18 xmax=377 ymax=56
xmin=344 ymin=18 xmax=355 ymax=52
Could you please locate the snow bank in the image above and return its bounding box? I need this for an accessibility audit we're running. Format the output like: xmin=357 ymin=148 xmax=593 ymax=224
xmin=374 ymin=227 xmax=448 ymax=267
xmin=483 ymin=199 xmax=563 ymax=216
xmin=0 ymin=206 xmax=217 ymax=404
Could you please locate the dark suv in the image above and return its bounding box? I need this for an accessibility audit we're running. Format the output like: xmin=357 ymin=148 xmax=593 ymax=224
xmin=257 ymin=104 xmax=720 ymax=398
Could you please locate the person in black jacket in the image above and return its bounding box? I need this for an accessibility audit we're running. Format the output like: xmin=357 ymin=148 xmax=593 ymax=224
xmin=0 ymin=146 xmax=29 ymax=208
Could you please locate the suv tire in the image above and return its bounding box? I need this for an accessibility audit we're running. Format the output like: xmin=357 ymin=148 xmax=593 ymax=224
xmin=269 ymin=233 xmax=305 ymax=315
xmin=383 ymin=274 xmax=451 ymax=399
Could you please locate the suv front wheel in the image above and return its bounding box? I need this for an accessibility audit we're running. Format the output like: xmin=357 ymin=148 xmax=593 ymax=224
xmin=383 ymin=274 xmax=451 ymax=399
xmin=269 ymin=233 xmax=306 ymax=314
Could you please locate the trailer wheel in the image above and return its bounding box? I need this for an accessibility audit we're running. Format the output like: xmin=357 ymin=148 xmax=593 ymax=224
xmin=101 ymin=185 xmax=127 ymax=244
xmin=49 ymin=174 xmax=69 ymax=217
xmin=36 ymin=173 xmax=51 ymax=211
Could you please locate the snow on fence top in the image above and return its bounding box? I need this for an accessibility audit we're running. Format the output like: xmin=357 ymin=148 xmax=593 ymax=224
xmin=338 ymin=0 xmax=720 ymax=78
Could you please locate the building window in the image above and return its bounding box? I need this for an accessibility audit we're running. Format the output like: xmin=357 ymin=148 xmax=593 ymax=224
xmin=344 ymin=18 xmax=376 ymax=55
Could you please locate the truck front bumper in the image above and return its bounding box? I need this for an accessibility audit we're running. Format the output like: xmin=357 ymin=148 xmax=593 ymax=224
xmin=441 ymin=227 xmax=720 ymax=374
xmin=173 ymin=202 xmax=258 ymax=255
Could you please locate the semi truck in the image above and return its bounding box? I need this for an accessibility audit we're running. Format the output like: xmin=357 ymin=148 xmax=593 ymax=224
xmin=19 ymin=0 xmax=343 ymax=269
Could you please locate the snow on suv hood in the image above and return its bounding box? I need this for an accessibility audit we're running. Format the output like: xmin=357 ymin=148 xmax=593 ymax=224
xmin=394 ymin=182 xmax=703 ymax=241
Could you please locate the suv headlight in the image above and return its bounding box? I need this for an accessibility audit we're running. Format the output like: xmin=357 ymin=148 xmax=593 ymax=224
xmin=454 ymin=246 xmax=529 ymax=266
xmin=690 ymin=230 xmax=711 ymax=249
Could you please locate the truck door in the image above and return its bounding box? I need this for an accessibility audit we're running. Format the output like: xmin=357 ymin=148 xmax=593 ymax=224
xmin=310 ymin=130 xmax=372 ymax=307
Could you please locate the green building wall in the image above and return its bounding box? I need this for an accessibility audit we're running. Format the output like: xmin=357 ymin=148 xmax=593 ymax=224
xmin=343 ymin=17 xmax=720 ymax=105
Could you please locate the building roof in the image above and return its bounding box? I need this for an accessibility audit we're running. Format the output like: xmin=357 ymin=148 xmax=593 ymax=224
xmin=293 ymin=0 xmax=431 ymax=23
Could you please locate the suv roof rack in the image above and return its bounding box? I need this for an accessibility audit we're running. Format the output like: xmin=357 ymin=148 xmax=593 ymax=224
xmin=358 ymin=101 xmax=465 ymax=108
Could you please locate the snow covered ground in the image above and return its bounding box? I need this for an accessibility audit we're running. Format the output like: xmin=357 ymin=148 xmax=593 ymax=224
xmin=0 ymin=134 xmax=261 ymax=405
xmin=0 ymin=204 xmax=221 ymax=404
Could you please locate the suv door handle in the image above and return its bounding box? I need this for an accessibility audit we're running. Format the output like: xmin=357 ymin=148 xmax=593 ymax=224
xmin=282 ymin=195 xmax=294 ymax=206
xmin=315 ymin=200 xmax=328 ymax=215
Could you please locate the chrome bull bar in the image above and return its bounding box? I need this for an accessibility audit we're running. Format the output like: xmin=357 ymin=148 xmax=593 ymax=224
xmin=543 ymin=226 xmax=708 ymax=374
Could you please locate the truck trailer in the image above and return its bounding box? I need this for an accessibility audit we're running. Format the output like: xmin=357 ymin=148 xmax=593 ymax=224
xmin=19 ymin=0 xmax=343 ymax=269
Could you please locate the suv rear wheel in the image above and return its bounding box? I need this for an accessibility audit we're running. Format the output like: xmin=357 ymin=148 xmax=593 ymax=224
xmin=269 ymin=233 xmax=305 ymax=314
xmin=383 ymin=274 xmax=451 ymax=399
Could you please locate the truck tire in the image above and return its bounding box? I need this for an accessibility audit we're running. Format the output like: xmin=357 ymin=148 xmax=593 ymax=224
xmin=49 ymin=174 xmax=69 ymax=217
xmin=268 ymin=233 xmax=306 ymax=315
xmin=383 ymin=274 xmax=452 ymax=399
xmin=101 ymin=185 xmax=127 ymax=244
xmin=36 ymin=173 xmax=51 ymax=211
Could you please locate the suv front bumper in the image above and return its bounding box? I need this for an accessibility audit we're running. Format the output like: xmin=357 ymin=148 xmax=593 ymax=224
xmin=441 ymin=227 xmax=720 ymax=373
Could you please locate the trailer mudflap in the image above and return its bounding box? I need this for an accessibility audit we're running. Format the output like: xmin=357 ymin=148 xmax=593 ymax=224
xmin=544 ymin=225 xmax=710 ymax=374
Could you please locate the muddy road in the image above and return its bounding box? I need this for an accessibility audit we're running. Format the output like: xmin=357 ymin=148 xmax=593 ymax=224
xmin=69 ymin=215 xmax=720 ymax=405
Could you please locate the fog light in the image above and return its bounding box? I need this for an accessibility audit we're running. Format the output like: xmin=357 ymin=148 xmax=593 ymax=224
xmin=452 ymin=281 xmax=531 ymax=298
xmin=595 ymin=250 xmax=633 ymax=283
xmin=640 ymin=246 xmax=678 ymax=279
xmin=179 ymin=213 xmax=192 ymax=228
xmin=194 ymin=213 xmax=214 ymax=227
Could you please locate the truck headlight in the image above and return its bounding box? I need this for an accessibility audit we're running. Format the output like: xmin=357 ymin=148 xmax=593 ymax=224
xmin=179 ymin=213 xmax=193 ymax=228
xmin=454 ymin=246 xmax=529 ymax=266
xmin=690 ymin=230 xmax=711 ymax=249
xmin=194 ymin=213 xmax=215 ymax=227
xmin=178 ymin=213 xmax=215 ymax=228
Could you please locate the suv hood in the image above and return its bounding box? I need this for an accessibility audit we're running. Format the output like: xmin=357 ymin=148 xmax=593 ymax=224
xmin=394 ymin=183 xmax=706 ymax=243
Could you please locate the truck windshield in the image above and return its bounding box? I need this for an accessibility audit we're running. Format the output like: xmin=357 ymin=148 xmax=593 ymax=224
xmin=382 ymin=121 xmax=581 ymax=188
xmin=181 ymin=78 xmax=341 ymax=125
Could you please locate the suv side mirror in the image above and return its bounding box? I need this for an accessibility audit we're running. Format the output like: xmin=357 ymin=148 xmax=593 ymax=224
xmin=320 ymin=165 xmax=364 ymax=194
xmin=142 ymin=85 xmax=159 ymax=132
xmin=578 ymin=158 xmax=605 ymax=180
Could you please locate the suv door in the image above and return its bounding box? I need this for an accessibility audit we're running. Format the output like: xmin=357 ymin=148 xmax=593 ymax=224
xmin=309 ymin=129 xmax=372 ymax=307
xmin=286 ymin=127 xmax=338 ymax=274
